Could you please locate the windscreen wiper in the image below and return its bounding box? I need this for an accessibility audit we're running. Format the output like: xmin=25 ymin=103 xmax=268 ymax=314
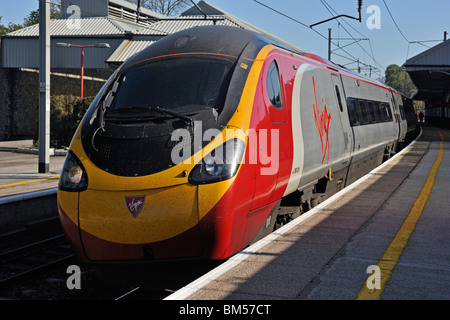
xmin=116 ymin=105 xmax=194 ymax=126
xmin=152 ymin=106 xmax=194 ymax=126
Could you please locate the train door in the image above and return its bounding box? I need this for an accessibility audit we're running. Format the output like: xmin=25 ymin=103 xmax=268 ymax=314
xmin=250 ymin=55 xmax=288 ymax=211
xmin=389 ymin=90 xmax=401 ymax=143
xmin=330 ymin=73 xmax=352 ymax=164
xmin=392 ymin=92 xmax=407 ymax=142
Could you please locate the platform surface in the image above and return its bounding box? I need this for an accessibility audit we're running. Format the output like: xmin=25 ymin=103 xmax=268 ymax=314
xmin=0 ymin=140 xmax=64 ymax=198
xmin=167 ymin=126 xmax=450 ymax=300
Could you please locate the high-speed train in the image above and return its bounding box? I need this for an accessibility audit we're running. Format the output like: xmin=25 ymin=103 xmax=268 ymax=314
xmin=57 ymin=26 xmax=416 ymax=263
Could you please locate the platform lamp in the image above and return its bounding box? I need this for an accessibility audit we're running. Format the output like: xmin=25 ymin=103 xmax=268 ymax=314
xmin=56 ymin=42 xmax=110 ymax=98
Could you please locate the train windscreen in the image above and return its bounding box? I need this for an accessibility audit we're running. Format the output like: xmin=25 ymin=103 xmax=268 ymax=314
xmin=105 ymin=57 xmax=234 ymax=120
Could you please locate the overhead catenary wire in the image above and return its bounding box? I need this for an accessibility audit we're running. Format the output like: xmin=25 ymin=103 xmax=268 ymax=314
xmin=252 ymin=0 xmax=371 ymax=75
xmin=319 ymin=0 xmax=384 ymax=77
xmin=382 ymin=0 xmax=443 ymax=61
xmin=382 ymin=0 xmax=409 ymax=43
xmin=322 ymin=1 xmax=380 ymax=72
xmin=383 ymin=0 xmax=423 ymax=61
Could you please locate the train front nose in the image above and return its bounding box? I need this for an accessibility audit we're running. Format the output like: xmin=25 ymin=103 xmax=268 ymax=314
xmin=77 ymin=183 xmax=202 ymax=261
xmin=57 ymin=148 xmax=204 ymax=262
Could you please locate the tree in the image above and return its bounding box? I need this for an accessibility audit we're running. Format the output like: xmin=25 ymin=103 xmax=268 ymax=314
xmin=127 ymin=0 xmax=191 ymax=16
xmin=0 ymin=17 xmax=23 ymax=35
xmin=23 ymin=7 xmax=61 ymax=27
xmin=0 ymin=5 xmax=61 ymax=36
xmin=385 ymin=64 xmax=417 ymax=98
xmin=23 ymin=10 xmax=39 ymax=27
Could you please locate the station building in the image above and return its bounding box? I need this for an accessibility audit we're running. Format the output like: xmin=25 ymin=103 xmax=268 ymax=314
xmin=0 ymin=0 xmax=300 ymax=140
xmin=405 ymin=38 xmax=450 ymax=127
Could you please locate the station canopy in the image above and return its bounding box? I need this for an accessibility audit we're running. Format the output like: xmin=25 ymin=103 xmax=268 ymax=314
xmin=405 ymin=39 xmax=450 ymax=101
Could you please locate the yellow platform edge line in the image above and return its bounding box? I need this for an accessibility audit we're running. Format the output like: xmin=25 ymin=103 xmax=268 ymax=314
xmin=356 ymin=131 xmax=444 ymax=300
xmin=0 ymin=175 xmax=60 ymax=188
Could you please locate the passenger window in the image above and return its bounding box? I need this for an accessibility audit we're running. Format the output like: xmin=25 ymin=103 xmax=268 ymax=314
xmin=347 ymin=98 xmax=360 ymax=126
xmin=376 ymin=102 xmax=386 ymax=122
xmin=347 ymin=98 xmax=399 ymax=125
xmin=380 ymin=103 xmax=390 ymax=122
xmin=358 ymin=100 xmax=370 ymax=124
xmin=266 ymin=61 xmax=283 ymax=109
xmin=368 ymin=101 xmax=377 ymax=123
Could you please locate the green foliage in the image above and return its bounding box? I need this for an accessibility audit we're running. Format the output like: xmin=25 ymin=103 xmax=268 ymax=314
xmin=34 ymin=95 xmax=94 ymax=148
xmin=385 ymin=64 xmax=417 ymax=98
xmin=23 ymin=8 xmax=61 ymax=27
xmin=0 ymin=6 xmax=61 ymax=35
xmin=23 ymin=10 xmax=40 ymax=27
xmin=0 ymin=17 xmax=23 ymax=35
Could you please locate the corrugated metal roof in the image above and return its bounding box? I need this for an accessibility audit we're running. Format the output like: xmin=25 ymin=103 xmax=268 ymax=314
xmin=404 ymin=39 xmax=450 ymax=100
xmin=135 ymin=16 xmax=240 ymax=36
xmin=4 ymin=17 xmax=138 ymax=37
xmin=181 ymin=1 xmax=224 ymax=16
xmin=405 ymin=39 xmax=450 ymax=69
xmin=106 ymin=39 xmax=157 ymax=64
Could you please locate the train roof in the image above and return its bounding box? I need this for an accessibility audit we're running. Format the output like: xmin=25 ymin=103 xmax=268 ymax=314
xmin=123 ymin=26 xmax=265 ymax=68
xmin=121 ymin=25 xmax=402 ymax=97
xmin=121 ymin=25 xmax=305 ymax=70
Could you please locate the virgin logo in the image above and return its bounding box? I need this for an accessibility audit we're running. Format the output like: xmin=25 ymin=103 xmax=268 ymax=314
xmin=312 ymin=76 xmax=331 ymax=165
xmin=125 ymin=196 xmax=145 ymax=218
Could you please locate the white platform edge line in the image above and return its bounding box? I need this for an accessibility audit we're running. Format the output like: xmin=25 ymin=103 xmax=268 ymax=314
xmin=165 ymin=129 xmax=423 ymax=300
xmin=0 ymin=187 xmax=58 ymax=205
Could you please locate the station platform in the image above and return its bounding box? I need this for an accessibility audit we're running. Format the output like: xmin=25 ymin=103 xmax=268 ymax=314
xmin=0 ymin=140 xmax=65 ymax=234
xmin=0 ymin=140 xmax=65 ymax=198
xmin=167 ymin=126 xmax=450 ymax=300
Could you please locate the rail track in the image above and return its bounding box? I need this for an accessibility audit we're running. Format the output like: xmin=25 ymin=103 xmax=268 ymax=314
xmin=0 ymin=215 xmax=216 ymax=300
xmin=0 ymin=234 xmax=75 ymax=289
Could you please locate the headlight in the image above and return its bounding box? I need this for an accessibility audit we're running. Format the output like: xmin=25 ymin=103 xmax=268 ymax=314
xmin=59 ymin=151 xmax=88 ymax=192
xmin=188 ymin=139 xmax=245 ymax=185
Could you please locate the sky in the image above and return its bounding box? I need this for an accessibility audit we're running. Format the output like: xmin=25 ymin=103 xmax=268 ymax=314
xmin=1 ymin=0 xmax=449 ymax=80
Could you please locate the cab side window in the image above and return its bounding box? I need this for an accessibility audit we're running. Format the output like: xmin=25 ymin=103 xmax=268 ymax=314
xmin=267 ymin=61 xmax=283 ymax=109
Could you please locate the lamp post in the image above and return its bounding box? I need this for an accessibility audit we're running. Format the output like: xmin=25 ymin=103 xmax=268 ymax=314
xmin=39 ymin=0 xmax=50 ymax=173
xmin=56 ymin=42 xmax=110 ymax=98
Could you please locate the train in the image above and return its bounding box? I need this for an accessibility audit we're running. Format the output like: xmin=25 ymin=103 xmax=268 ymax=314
xmin=57 ymin=26 xmax=417 ymax=264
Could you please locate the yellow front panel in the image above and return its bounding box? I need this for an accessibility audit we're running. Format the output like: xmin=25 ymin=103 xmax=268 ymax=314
xmin=57 ymin=190 xmax=79 ymax=225
xmin=78 ymin=184 xmax=198 ymax=244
